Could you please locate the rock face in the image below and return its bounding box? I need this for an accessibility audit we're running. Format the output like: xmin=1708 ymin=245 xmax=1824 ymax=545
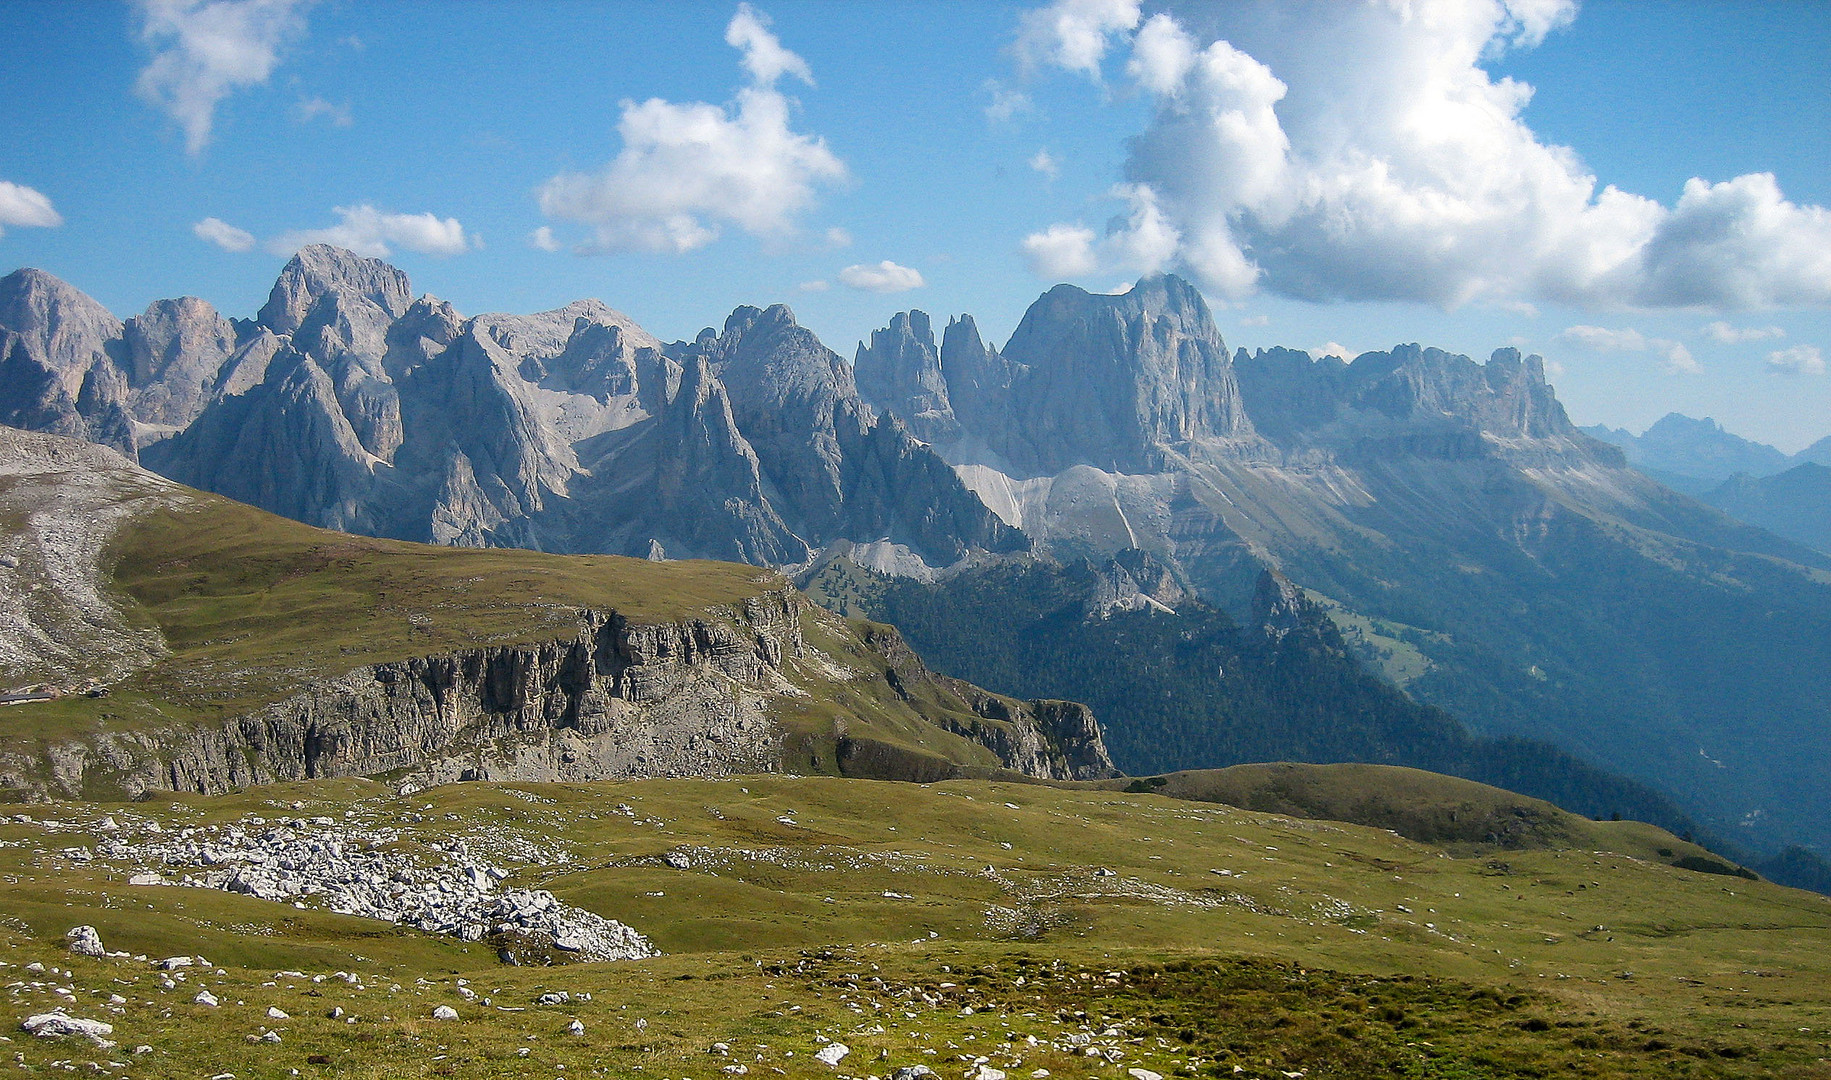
xmin=678 ymin=303 xmax=1025 ymax=567
xmin=993 ymin=275 xmax=1257 ymax=475
xmin=858 ymin=277 xmax=1257 ymax=476
xmin=37 ymin=590 xmax=1114 ymax=799
xmin=0 ymin=247 xmax=1020 ymax=574
xmin=1232 ymin=344 xmax=1593 ymax=461
xmin=854 ymin=310 xmax=959 ymax=444
xmin=0 ymin=428 xmax=1117 ymax=801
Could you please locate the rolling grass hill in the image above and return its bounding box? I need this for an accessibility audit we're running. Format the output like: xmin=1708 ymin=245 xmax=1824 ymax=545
xmin=2 ymin=770 xmax=1827 ymax=1078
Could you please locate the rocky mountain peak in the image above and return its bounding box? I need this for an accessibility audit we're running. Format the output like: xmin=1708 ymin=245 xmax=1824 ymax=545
xmin=986 ymin=272 xmax=1254 ymax=475
xmin=854 ymin=309 xmax=958 ymax=444
xmin=1235 ymin=342 xmax=1579 ymax=457
xmin=257 ymin=245 xmax=413 ymax=337
xmin=0 ymin=267 xmax=124 ymax=377
xmin=119 ymin=296 xmax=236 ymax=430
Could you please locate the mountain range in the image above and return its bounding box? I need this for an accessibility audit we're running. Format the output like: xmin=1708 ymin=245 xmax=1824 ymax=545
xmin=4 ymin=248 xmax=1831 ymax=867
xmin=1582 ymin=415 xmax=1831 ymax=553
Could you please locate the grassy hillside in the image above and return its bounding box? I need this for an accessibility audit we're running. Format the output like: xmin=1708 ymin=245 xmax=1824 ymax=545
xmin=2 ymin=771 xmax=1827 ymax=1078
xmin=1 ymin=469 xmax=1082 ymax=787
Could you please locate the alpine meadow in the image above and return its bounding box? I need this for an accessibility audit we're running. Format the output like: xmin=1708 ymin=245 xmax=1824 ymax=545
xmin=1 ymin=2 xmax=1828 ymax=1077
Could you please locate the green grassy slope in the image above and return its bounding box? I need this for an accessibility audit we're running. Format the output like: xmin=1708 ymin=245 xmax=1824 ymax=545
xmin=2 ymin=481 xmax=1087 ymax=786
xmin=2 ymin=773 xmax=1827 ymax=1078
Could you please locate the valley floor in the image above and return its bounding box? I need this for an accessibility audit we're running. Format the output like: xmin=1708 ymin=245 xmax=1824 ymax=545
xmin=3 ymin=776 xmax=1828 ymax=1079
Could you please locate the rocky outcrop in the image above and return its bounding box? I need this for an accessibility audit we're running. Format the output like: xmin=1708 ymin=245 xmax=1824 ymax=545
xmin=992 ymin=275 xmax=1257 ymax=475
xmin=22 ymin=586 xmax=1117 ymax=798
xmin=1233 ymin=344 xmax=1596 ymax=463
xmin=857 ymin=622 xmax=1118 ymax=781
xmin=256 ymin=244 xmax=412 ymax=338
xmin=119 ymin=297 xmax=237 ymax=435
xmin=61 ymin=594 xmax=805 ymax=797
xmin=679 ymin=303 xmax=1025 ymax=567
xmin=2 ymin=248 xmax=1023 ymax=573
xmin=854 ymin=310 xmax=959 ymax=444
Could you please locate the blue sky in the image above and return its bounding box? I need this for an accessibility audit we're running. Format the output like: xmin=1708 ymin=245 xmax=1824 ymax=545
xmin=2 ymin=0 xmax=1828 ymax=450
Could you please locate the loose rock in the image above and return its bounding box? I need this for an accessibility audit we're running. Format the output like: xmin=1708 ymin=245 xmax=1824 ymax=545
xmin=64 ymin=926 xmax=105 ymax=958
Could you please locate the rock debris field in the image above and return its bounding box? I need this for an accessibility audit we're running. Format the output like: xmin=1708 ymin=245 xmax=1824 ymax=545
xmin=21 ymin=805 xmax=654 ymax=963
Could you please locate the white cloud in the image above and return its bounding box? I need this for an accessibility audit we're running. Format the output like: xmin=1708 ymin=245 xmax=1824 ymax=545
xmin=293 ymin=96 xmax=351 ymax=128
xmin=1766 ymin=344 xmax=1825 ymax=377
xmin=1029 ymin=149 xmax=1060 ymax=180
xmin=824 ymin=226 xmax=852 ymax=248
xmin=1016 ymin=0 xmax=1140 ymax=77
xmin=192 ymin=216 xmax=255 ymax=251
xmin=1021 ymin=223 xmax=1097 ymax=279
xmin=1018 ymin=183 xmax=1178 ymax=281
xmin=1239 ymin=314 xmax=1269 ymax=327
xmin=1701 ymin=320 xmax=1783 ymax=344
xmin=135 ymin=0 xmax=310 ymax=155
xmin=838 ymin=260 xmax=924 ymax=294
xmin=797 ymin=279 xmax=830 ymax=292
xmin=983 ymin=80 xmax=1035 ymax=124
xmin=269 ymin=204 xmax=472 ymax=258
xmin=0 ymin=180 xmax=63 ymax=238
xmin=1561 ymin=325 xmax=1647 ymax=353
xmin=537 ymin=6 xmax=845 ymax=255
xmin=1313 ymin=342 xmax=1355 ymax=361
xmin=1559 ymin=324 xmax=1697 ymax=373
xmin=528 ymin=226 xmax=562 ymax=252
xmin=1014 ymin=0 xmax=1831 ymax=310
xmin=724 ymin=2 xmax=813 ymax=86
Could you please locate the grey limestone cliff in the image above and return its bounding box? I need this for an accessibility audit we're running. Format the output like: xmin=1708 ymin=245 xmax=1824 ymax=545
xmin=8 ymin=247 xmax=1023 ymax=574
xmin=854 ymin=310 xmax=960 ymax=444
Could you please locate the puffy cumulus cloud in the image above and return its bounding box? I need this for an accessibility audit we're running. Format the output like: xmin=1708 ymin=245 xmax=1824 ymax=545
xmin=269 ymin=204 xmax=472 ymax=258
xmin=537 ymin=5 xmax=844 ymax=255
xmin=1559 ymin=323 xmax=1698 ymax=374
xmin=1014 ymin=0 xmax=1831 ymax=311
xmin=1701 ymin=320 xmax=1783 ymax=344
xmin=837 ymin=260 xmax=924 ymax=294
xmin=192 ymin=216 xmax=255 ymax=251
xmin=1766 ymin=344 xmax=1825 ymax=377
xmin=1019 ymin=184 xmax=1177 ymax=282
xmin=528 ymin=226 xmax=562 ymax=252
xmin=1021 ymin=223 xmax=1097 ymax=279
xmin=1016 ymin=0 xmax=1139 ymax=78
xmin=1313 ymin=342 xmax=1356 ymax=361
xmin=0 ymin=180 xmax=63 ymax=238
xmin=1029 ymin=149 xmax=1060 ymax=180
xmin=135 ymin=0 xmax=310 ymax=155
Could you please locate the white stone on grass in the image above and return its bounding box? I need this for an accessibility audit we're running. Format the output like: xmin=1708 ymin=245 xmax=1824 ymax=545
xmin=65 ymin=926 xmax=105 ymax=958
xmin=22 ymin=1013 xmax=115 ymax=1041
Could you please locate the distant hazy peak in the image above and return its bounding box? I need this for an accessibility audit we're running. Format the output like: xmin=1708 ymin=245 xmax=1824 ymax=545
xmin=257 ymin=244 xmax=413 ymax=337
